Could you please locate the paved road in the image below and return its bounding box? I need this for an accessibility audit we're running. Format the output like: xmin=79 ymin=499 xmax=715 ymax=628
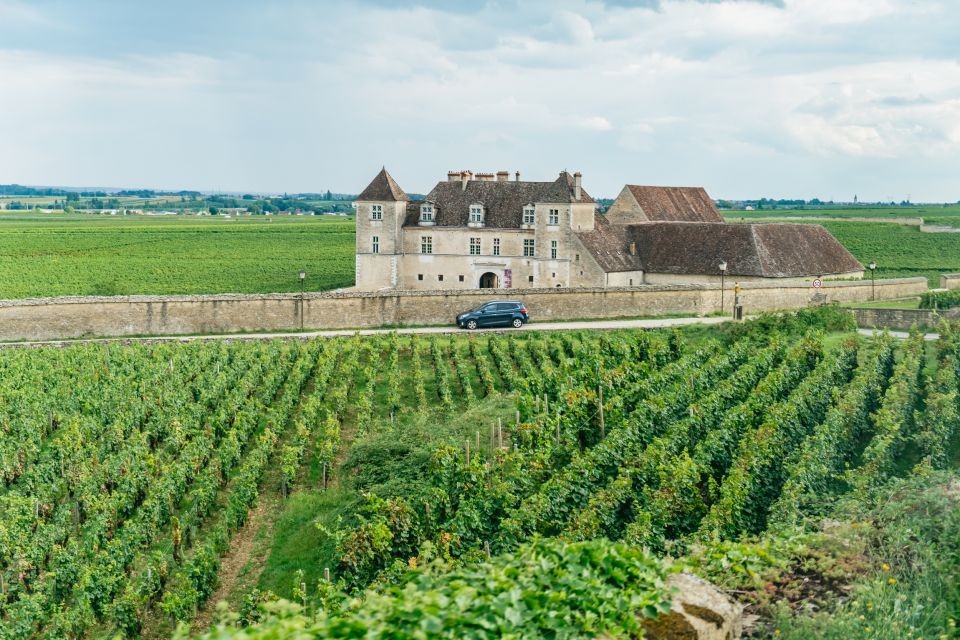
xmin=1 ymin=316 xmax=733 ymax=349
xmin=857 ymin=328 xmax=940 ymax=341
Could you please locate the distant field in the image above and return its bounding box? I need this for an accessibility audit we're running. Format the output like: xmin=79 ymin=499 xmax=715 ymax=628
xmin=723 ymin=204 xmax=960 ymax=228
xmin=0 ymin=213 xmax=356 ymax=298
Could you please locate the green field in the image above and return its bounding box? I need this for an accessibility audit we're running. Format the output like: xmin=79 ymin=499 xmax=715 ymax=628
xmin=0 ymin=213 xmax=355 ymax=298
xmin=1 ymin=310 xmax=958 ymax=639
xmin=722 ymin=204 xmax=960 ymax=228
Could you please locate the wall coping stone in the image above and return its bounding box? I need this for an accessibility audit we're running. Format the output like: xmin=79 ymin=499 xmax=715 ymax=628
xmin=0 ymin=276 xmax=929 ymax=308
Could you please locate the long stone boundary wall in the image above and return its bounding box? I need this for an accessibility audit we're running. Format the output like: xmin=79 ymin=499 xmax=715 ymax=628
xmin=941 ymin=273 xmax=960 ymax=290
xmin=0 ymin=277 xmax=927 ymax=342
xmin=852 ymin=307 xmax=960 ymax=331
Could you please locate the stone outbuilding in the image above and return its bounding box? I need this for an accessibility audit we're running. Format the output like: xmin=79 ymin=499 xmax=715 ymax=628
xmin=354 ymin=168 xmax=863 ymax=291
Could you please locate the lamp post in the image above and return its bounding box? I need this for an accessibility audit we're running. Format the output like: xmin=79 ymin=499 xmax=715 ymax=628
xmin=868 ymin=261 xmax=876 ymax=301
xmin=298 ymin=269 xmax=306 ymax=331
xmin=718 ymin=260 xmax=728 ymax=315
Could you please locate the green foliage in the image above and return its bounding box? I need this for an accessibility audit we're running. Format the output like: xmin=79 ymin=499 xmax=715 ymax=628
xmin=920 ymin=288 xmax=960 ymax=310
xmin=179 ymin=539 xmax=674 ymax=640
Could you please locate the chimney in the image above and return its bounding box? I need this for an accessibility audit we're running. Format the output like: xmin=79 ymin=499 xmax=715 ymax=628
xmin=574 ymin=171 xmax=582 ymax=201
xmin=461 ymin=170 xmax=472 ymax=191
xmin=515 ymin=171 xmax=521 ymax=182
xmin=448 ymin=171 xmax=460 ymax=182
xmin=629 ymin=241 xmax=637 ymax=256
xmin=476 ymin=172 xmax=495 ymax=182
xmin=496 ymin=170 xmax=509 ymax=182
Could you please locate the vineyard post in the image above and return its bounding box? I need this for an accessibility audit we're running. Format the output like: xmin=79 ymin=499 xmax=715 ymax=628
xmin=515 ymin=410 xmax=520 ymax=426
xmin=475 ymin=430 xmax=480 ymax=451
xmin=490 ymin=424 xmax=496 ymax=451
xmin=598 ymin=385 xmax=605 ymax=438
xmin=424 ymin=501 xmax=431 ymax=530
xmin=556 ymin=411 xmax=561 ymax=444
xmin=324 ymin=567 xmax=331 ymax=582
xmin=465 ymin=438 xmax=470 ymax=465
xmin=544 ymin=393 xmax=549 ymax=415
xmin=498 ymin=417 xmax=503 ymax=449
xmin=322 ymin=462 xmax=327 ymax=490
xmin=484 ymin=541 xmax=491 ymax=559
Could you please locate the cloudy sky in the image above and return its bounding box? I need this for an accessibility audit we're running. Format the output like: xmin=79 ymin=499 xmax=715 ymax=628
xmin=1 ymin=0 xmax=958 ymax=200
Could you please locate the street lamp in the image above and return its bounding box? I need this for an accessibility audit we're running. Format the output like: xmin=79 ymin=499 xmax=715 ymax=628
xmin=298 ymin=269 xmax=307 ymax=330
xmin=718 ymin=260 xmax=728 ymax=315
xmin=868 ymin=261 xmax=877 ymax=301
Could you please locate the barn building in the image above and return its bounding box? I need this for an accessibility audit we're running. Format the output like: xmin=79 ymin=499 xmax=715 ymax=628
xmin=354 ymin=168 xmax=863 ymax=291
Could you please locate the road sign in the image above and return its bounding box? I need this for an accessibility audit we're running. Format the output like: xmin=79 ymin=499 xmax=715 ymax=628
xmin=812 ymin=278 xmax=823 ymax=288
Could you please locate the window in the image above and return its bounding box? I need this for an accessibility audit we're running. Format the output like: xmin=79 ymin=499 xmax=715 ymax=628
xmin=371 ymin=204 xmax=382 ymax=220
xmin=372 ymin=235 xmax=380 ymax=254
xmin=549 ymin=208 xmax=559 ymax=225
xmin=421 ymin=236 xmax=432 ymax=254
xmin=418 ymin=274 xmax=423 ymax=281
xmin=523 ymin=239 xmax=535 ymax=257
xmin=575 ymin=253 xmax=580 ymax=262
xmin=459 ymin=275 xmax=464 ymax=282
xmin=469 ymin=237 xmax=481 ymax=255
xmin=438 ymin=274 xmax=443 ymax=282
xmin=523 ymin=206 xmax=535 ymax=225
xmin=528 ymin=275 xmax=534 ymax=283
xmin=420 ymin=204 xmax=433 ymax=222
xmin=492 ymin=238 xmax=501 ymax=256
xmin=469 ymin=205 xmax=484 ymax=224
xmin=550 ymin=240 xmax=558 ymax=260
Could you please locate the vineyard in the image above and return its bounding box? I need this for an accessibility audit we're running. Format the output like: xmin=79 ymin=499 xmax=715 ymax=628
xmin=0 ymin=310 xmax=958 ymax=638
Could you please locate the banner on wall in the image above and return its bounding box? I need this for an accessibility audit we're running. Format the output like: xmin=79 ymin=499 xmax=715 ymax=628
xmin=504 ymin=269 xmax=512 ymax=288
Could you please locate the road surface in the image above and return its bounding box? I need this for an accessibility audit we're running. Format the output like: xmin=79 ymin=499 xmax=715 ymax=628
xmin=1 ymin=316 xmax=732 ymax=349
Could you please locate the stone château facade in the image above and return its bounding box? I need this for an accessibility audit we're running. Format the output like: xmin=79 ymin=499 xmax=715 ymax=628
xmin=354 ymin=168 xmax=863 ymax=291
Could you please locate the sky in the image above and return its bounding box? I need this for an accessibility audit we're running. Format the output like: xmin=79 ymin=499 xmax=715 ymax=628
xmin=0 ymin=0 xmax=958 ymax=201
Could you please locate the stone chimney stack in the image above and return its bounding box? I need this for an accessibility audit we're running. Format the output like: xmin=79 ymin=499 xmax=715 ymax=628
xmin=574 ymin=171 xmax=582 ymax=201
xmin=447 ymin=171 xmax=460 ymax=182
xmin=515 ymin=171 xmax=521 ymax=182
xmin=461 ymin=170 xmax=472 ymax=191
xmin=496 ymin=170 xmax=509 ymax=182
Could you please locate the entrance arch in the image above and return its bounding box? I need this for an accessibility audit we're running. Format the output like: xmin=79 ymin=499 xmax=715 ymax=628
xmin=479 ymin=272 xmax=500 ymax=289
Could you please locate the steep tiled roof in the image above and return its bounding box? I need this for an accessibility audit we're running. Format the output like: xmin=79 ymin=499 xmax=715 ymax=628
xmin=356 ymin=168 xmax=409 ymax=202
xmin=626 ymin=186 xmax=722 ymax=223
xmin=403 ymin=172 xmax=594 ymax=228
xmin=575 ymin=215 xmax=641 ymax=272
xmin=578 ymin=219 xmax=862 ymax=277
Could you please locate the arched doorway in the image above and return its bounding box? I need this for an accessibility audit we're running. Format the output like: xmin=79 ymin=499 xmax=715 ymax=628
xmin=479 ymin=272 xmax=499 ymax=289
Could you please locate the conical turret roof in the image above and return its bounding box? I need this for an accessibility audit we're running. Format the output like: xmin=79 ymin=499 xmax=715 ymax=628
xmin=356 ymin=167 xmax=409 ymax=202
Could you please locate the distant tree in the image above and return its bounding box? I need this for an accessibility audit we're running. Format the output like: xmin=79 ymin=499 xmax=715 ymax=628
xmin=325 ymin=190 xmax=332 ymax=201
xmin=209 ymin=206 xmax=219 ymax=215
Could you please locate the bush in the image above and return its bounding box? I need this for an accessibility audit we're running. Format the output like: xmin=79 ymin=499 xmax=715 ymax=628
xmin=919 ymin=288 xmax=960 ymax=310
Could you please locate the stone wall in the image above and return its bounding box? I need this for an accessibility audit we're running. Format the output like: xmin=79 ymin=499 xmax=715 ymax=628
xmin=852 ymin=307 xmax=960 ymax=331
xmin=941 ymin=273 xmax=960 ymax=290
xmin=0 ymin=277 xmax=928 ymax=342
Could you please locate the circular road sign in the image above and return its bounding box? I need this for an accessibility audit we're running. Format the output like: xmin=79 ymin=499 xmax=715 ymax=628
xmin=812 ymin=278 xmax=823 ymax=288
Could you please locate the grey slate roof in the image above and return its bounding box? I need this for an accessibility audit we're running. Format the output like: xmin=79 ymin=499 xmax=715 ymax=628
xmin=626 ymin=185 xmax=723 ymax=223
xmin=403 ymin=172 xmax=594 ymax=228
xmin=578 ymin=217 xmax=863 ymax=277
xmin=356 ymin=168 xmax=409 ymax=202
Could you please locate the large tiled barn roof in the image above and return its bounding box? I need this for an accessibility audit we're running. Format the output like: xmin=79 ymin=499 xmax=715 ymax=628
xmin=403 ymin=172 xmax=594 ymax=228
xmin=626 ymin=185 xmax=723 ymax=223
xmin=356 ymin=168 xmax=409 ymax=202
xmin=579 ymin=217 xmax=863 ymax=277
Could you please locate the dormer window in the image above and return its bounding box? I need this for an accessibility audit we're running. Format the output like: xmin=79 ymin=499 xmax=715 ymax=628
xmin=468 ymin=204 xmax=485 ymax=227
xmin=522 ymin=206 xmax=535 ymax=225
xmin=420 ymin=204 xmax=434 ymax=222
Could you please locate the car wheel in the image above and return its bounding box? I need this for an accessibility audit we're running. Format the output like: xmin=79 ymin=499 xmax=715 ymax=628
xmin=467 ymin=319 xmax=478 ymax=330
xmin=512 ymin=318 xmax=523 ymax=328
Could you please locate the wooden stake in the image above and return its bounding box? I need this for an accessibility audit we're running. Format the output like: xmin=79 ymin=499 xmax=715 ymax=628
xmin=465 ymin=439 xmax=470 ymax=465
xmin=544 ymin=393 xmax=549 ymax=415
xmin=324 ymin=567 xmax=331 ymax=582
xmin=498 ymin=418 xmax=503 ymax=449
xmin=322 ymin=462 xmax=328 ymax=490
xmin=424 ymin=502 xmax=431 ymax=529
xmin=598 ymin=385 xmax=605 ymax=438
xmin=516 ymin=410 xmax=520 ymax=426
xmin=556 ymin=412 xmax=561 ymax=444
xmin=484 ymin=541 xmax=491 ymax=559
xmin=475 ymin=430 xmax=480 ymax=451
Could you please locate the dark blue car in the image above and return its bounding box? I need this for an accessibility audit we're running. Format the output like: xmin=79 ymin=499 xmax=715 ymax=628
xmin=456 ymin=300 xmax=529 ymax=330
